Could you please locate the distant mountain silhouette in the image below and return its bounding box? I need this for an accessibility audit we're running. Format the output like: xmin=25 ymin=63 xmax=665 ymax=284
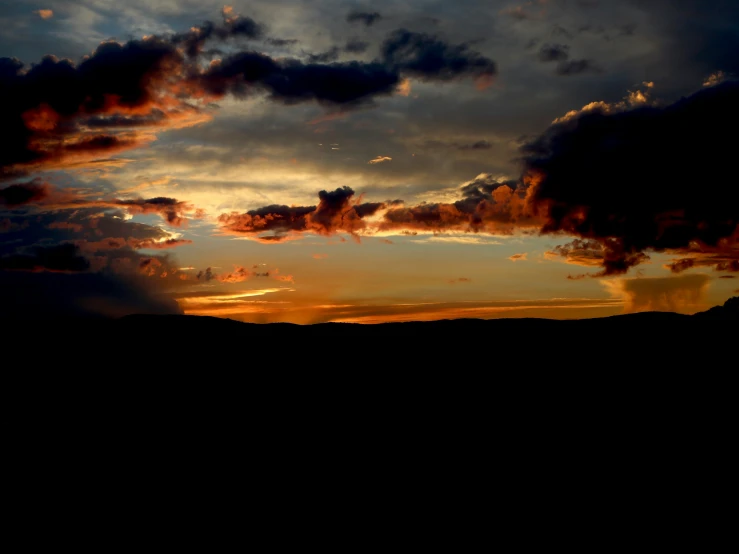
xmin=110 ymin=295 xmax=737 ymax=332
xmin=693 ymin=296 xmax=739 ymax=321
xmin=6 ymin=297 xmax=735 ymax=368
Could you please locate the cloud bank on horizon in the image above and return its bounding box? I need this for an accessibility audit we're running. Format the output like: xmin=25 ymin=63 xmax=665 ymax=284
xmin=0 ymin=0 xmax=737 ymax=320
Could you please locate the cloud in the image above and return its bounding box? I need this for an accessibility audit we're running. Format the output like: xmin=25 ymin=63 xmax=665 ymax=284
xmin=509 ymin=253 xmax=527 ymax=261
xmin=664 ymin=255 xmax=739 ymax=274
xmin=195 ymin=265 xmax=291 ymax=284
xmin=380 ymin=29 xmax=497 ymax=84
xmin=218 ymin=186 xmax=385 ymax=242
xmin=603 ymin=274 xmax=711 ymax=314
xmin=0 ymin=178 xmax=201 ymax=319
xmin=1 ymin=13 xmax=500 ymax=177
xmin=0 ymin=271 xmax=182 ymax=320
xmin=500 ymin=6 xmax=538 ymax=21
xmin=368 ymin=155 xmax=392 ymax=164
xmin=411 ymin=236 xmax=502 ymax=245
xmin=266 ymin=38 xmax=299 ymax=48
xmin=543 ymin=238 xmax=649 ymax=278
xmin=447 ymin=277 xmax=472 ymax=284
xmin=34 ymin=9 xmax=54 ymax=20
xmin=345 ymin=39 xmax=369 ymax=54
xmin=459 ymin=140 xmax=493 ymax=150
xmin=0 ymin=243 xmax=89 ymax=273
xmin=704 ymin=71 xmax=728 ymax=87
xmin=0 ymin=180 xmax=51 ymax=206
xmin=0 ymin=37 xmax=204 ymax=176
xmin=551 ymin=82 xmax=655 ymax=124
xmin=538 ymin=44 xmax=570 ymax=62
xmin=419 ymin=139 xmax=493 ymax=151
xmin=0 ymin=213 xmax=189 ymax=318
xmin=306 ymin=47 xmax=340 ymax=63
xmin=555 ymin=59 xmax=602 ymax=75
xmin=346 ymin=11 xmax=383 ymax=27
xmin=171 ymin=9 xmax=266 ymax=58
xmin=396 ymin=78 xmax=412 ymax=96
xmin=522 ymin=79 xmax=739 ymax=277
xmin=217 ymin=175 xmax=542 ymax=242
xmin=199 ymin=52 xmax=401 ymax=107
xmin=4 ymin=181 xmax=202 ymax=227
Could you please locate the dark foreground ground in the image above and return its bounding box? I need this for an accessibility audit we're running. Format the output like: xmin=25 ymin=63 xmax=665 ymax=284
xmin=3 ymin=298 xmax=735 ymax=436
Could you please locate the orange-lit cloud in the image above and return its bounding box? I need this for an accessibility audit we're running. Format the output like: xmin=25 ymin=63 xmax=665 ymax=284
xmin=34 ymin=9 xmax=53 ymax=19
xmin=509 ymin=253 xmax=527 ymax=261
xmin=194 ymin=264 xmax=292 ymax=284
xmin=218 ymin=186 xmax=386 ymax=242
xmin=368 ymin=155 xmax=392 ymax=164
xmin=475 ymin=74 xmax=494 ymax=91
xmin=396 ymin=78 xmax=412 ymax=96
xmin=218 ymin=178 xmax=543 ymax=242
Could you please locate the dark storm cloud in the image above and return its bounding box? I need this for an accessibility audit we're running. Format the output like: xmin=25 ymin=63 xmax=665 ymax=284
xmin=0 ymin=271 xmax=182 ymax=320
xmin=201 ymin=27 xmax=498 ymax=106
xmin=0 ymin=229 xmax=188 ymax=319
xmin=200 ymin=53 xmax=401 ymax=106
xmin=172 ymin=11 xmax=266 ymax=58
xmin=0 ymin=179 xmax=50 ymax=206
xmin=306 ymin=46 xmax=340 ymax=63
xmin=0 ymin=243 xmax=90 ymax=272
xmin=0 ymin=36 xmax=184 ymax=175
xmin=266 ymin=37 xmax=299 ymax=47
xmin=346 ymin=11 xmax=383 ymax=27
xmin=0 ymin=180 xmax=197 ymax=319
xmin=2 ymin=10 xmax=503 ymax=176
xmin=522 ymin=79 xmax=739 ymax=276
xmin=380 ymin=29 xmax=496 ymax=83
xmin=538 ymin=43 xmax=570 ymax=62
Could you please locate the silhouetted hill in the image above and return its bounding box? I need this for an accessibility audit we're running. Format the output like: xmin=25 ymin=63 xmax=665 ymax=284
xmin=6 ymin=297 xmax=736 ymax=368
xmin=693 ymin=296 xmax=739 ymax=321
xmin=108 ymin=296 xmax=736 ymax=335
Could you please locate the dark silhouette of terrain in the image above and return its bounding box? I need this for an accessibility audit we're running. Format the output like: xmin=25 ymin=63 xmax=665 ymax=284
xmin=9 ymin=297 xmax=735 ymax=365
xmin=5 ymin=298 xmax=734 ymax=419
xmin=111 ymin=297 xmax=737 ymax=337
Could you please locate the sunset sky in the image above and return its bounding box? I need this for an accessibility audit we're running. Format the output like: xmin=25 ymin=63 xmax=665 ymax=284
xmin=1 ymin=0 xmax=737 ymax=323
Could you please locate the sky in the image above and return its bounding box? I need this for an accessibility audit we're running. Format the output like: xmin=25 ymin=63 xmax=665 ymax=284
xmin=1 ymin=0 xmax=737 ymax=323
